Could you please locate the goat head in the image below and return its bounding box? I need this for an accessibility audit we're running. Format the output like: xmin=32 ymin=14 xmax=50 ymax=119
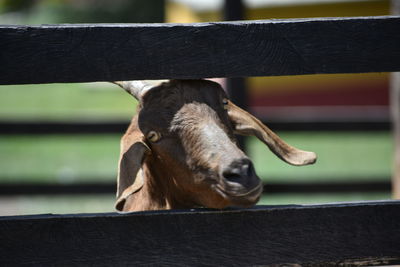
xmin=114 ymin=80 xmax=316 ymax=211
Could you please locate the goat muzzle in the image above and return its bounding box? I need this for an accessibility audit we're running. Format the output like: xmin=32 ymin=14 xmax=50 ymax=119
xmin=216 ymin=158 xmax=263 ymax=207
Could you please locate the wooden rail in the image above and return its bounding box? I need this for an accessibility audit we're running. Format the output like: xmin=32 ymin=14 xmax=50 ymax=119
xmin=0 ymin=120 xmax=390 ymax=134
xmin=1 ymin=16 xmax=400 ymax=85
xmin=0 ymin=201 xmax=399 ymax=266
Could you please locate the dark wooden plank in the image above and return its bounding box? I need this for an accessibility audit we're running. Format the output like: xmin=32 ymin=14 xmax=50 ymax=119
xmin=224 ymin=0 xmax=244 ymax=22
xmin=0 ymin=201 xmax=399 ymax=266
xmin=1 ymin=16 xmax=400 ymax=84
xmin=0 ymin=120 xmax=129 ymax=134
xmin=0 ymin=120 xmax=390 ymax=134
xmin=224 ymin=0 xmax=248 ymax=151
xmin=0 ymin=182 xmax=115 ymax=195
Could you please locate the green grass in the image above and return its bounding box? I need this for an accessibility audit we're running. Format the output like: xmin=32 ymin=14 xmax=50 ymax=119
xmin=0 ymin=132 xmax=392 ymax=184
xmin=0 ymin=135 xmax=120 ymax=183
xmin=249 ymin=132 xmax=392 ymax=182
xmin=0 ymin=83 xmax=137 ymax=120
xmin=0 ymin=196 xmax=115 ymax=216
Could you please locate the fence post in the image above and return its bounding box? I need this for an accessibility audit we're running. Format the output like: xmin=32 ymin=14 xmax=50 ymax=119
xmin=391 ymin=0 xmax=400 ymax=198
xmin=224 ymin=0 xmax=248 ymax=152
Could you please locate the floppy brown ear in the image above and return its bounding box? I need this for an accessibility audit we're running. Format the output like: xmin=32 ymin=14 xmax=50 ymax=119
xmin=115 ymin=132 xmax=151 ymax=211
xmin=226 ymin=100 xmax=317 ymax=166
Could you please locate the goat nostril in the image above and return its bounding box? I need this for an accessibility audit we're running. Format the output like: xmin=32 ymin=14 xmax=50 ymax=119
xmin=222 ymin=168 xmax=243 ymax=183
xmin=245 ymin=162 xmax=255 ymax=177
xmin=222 ymin=159 xmax=255 ymax=183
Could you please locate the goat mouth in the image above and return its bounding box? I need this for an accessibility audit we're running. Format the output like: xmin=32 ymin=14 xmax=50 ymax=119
xmin=213 ymin=181 xmax=263 ymax=205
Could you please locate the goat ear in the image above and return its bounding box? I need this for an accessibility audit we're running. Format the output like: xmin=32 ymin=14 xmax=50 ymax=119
xmin=226 ymin=100 xmax=317 ymax=166
xmin=115 ymin=134 xmax=151 ymax=211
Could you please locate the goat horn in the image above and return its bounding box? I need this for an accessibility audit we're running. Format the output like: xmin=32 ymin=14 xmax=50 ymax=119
xmin=113 ymin=81 xmax=153 ymax=100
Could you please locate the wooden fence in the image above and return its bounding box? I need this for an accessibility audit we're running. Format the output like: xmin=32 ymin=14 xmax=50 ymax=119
xmin=1 ymin=15 xmax=400 ymax=266
xmin=1 ymin=201 xmax=400 ymax=266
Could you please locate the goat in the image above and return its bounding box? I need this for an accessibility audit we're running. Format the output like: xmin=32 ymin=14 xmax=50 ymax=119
xmin=113 ymin=79 xmax=316 ymax=212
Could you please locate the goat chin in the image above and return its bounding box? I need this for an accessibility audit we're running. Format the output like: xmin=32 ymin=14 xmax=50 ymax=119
xmin=211 ymin=180 xmax=263 ymax=208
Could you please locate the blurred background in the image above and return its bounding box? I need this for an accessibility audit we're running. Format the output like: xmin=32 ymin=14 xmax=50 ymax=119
xmin=0 ymin=0 xmax=394 ymax=215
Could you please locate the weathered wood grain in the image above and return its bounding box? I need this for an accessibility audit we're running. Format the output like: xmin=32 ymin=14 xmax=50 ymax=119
xmin=0 ymin=16 xmax=400 ymax=85
xmin=0 ymin=201 xmax=399 ymax=266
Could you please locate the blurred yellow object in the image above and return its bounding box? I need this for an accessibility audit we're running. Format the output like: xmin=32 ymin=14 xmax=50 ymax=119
xmin=248 ymin=0 xmax=389 ymax=19
xmin=166 ymin=1 xmax=220 ymax=23
xmin=166 ymin=0 xmax=390 ymax=23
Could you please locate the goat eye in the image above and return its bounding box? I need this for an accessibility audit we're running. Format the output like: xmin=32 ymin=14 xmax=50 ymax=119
xmin=222 ymin=98 xmax=229 ymax=110
xmin=147 ymin=131 xmax=161 ymax=143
